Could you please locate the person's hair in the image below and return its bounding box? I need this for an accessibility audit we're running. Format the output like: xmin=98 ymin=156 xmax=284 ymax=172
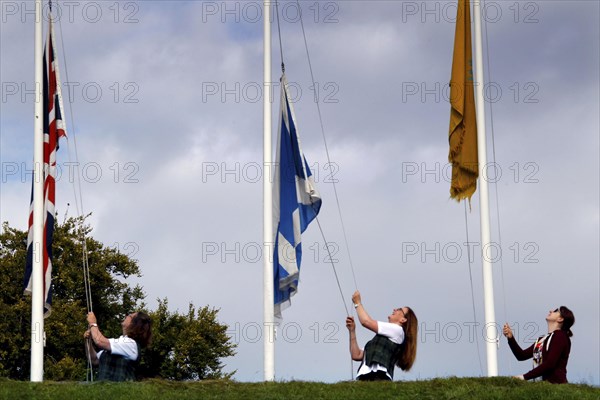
xmin=558 ymin=306 xmax=575 ymax=337
xmin=126 ymin=311 xmax=153 ymax=348
xmin=397 ymin=307 xmax=418 ymax=371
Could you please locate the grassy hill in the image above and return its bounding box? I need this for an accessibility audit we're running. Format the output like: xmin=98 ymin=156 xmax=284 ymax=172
xmin=1 ymin=377 xmax=598 ymax=399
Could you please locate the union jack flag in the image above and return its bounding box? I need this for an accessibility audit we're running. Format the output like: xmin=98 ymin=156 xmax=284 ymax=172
xmin=23 ymin=13 xmax=67 ymax=317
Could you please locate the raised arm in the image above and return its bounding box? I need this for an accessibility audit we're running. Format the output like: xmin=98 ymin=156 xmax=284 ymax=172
xmin=352 ymin=291 xmax=378 ymax=333
xmin=503 ymin=322 xmax=534 ymax=361
xmin=87 ymin=312 xmax=111 ymax=351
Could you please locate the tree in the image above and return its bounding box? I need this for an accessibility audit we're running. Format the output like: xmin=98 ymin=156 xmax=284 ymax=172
xmin=138 ymin=299 xmax=236 ymax=380
xmin=0 ymin=217 xmax=236 ymax=380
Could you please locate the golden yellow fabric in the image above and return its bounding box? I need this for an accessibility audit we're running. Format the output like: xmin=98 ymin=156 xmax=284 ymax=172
xmin=449 ymin=0 xmax=478 ymax=202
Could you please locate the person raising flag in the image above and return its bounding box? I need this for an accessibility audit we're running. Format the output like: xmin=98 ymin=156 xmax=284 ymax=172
xmin=84 ymin=311 xmax=152 ymax=381
xmin=346 ymin=291 xmax=418 ymax=381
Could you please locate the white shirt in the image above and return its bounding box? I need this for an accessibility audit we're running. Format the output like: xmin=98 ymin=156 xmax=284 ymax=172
xmin=96 ymin=335 xmax=138 ymax=361
xmin=356 ymin=321 xmax=405 ymax=379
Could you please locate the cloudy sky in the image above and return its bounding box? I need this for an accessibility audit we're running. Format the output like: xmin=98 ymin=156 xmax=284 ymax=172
xmin=1 ymin=0 xmax=598 ymax=384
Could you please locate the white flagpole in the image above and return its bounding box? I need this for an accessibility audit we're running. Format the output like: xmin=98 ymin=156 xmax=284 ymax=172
xmin=31 ymin=0 xmax=45 ymax=382
xmin=263 ymin=0 xmax=275 ymax=382
xmin=472 ymin=0 xmax=498 ymax=376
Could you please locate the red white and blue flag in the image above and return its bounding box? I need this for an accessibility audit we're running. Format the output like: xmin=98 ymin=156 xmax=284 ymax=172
xmin=23 ymin=14 xmax=67 ymax=317
xmin=273 ymin=74 xmax=321 ymax=318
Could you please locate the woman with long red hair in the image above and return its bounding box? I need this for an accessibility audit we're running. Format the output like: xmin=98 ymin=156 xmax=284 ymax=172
xmin=346 ymin=290 xmax=418 ymax=381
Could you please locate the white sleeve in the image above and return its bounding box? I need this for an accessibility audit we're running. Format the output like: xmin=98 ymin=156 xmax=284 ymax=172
xmin=377 ymin=321 xmax=405 ymax=345
xmin=108 ymin=336 xmax=138 ymax=361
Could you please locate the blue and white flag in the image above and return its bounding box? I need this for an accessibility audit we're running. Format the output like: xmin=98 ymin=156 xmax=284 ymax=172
xmin=273 ymin=74 xmax=322 ymax=318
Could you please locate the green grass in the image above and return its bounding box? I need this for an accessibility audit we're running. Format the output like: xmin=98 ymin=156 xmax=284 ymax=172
xmin=0 ymin=377 xmax=598 ymax=400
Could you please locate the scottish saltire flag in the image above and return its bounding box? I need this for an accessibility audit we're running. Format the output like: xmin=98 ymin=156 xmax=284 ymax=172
xmin=24 ymin=14 xmax=67 ymax=317
xmin=273 ymin=74 xmax=322 ymax=318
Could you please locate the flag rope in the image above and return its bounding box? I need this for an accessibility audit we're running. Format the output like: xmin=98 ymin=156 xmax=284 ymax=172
xmin=482 ymin=0 xmax=511 ymax=375
xmin=274 ymin=4 xmax=355 ymax=377
xmin=55 ymin=1 xmax=93 ymax=314
xmin=54 ymin=1 xmax=94 ymax=381
xmin=290 ymin=2 xmax=357 ymax=379
xmin=295 ymin=0 xmax=359 ymax=292
xmin=463 ymin=202 xmax=484 ymax=376
xmin=482 ymin=0 xmax=508 ymax=326
xmin=274 ymin=2 xmax=353 ymax=316
xmin=274 ymin=0 xmax=285 ymax=73
xmin=315 ymin=217 xmax=350 ymax=316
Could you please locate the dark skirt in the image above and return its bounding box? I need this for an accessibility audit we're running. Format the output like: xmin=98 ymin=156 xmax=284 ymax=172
xmin=357 ymin=370 xmax=391 ymax=381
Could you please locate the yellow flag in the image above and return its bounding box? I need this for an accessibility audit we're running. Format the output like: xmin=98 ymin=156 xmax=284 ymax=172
xmin=449 ymin=0 xmax=478 ymax=202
